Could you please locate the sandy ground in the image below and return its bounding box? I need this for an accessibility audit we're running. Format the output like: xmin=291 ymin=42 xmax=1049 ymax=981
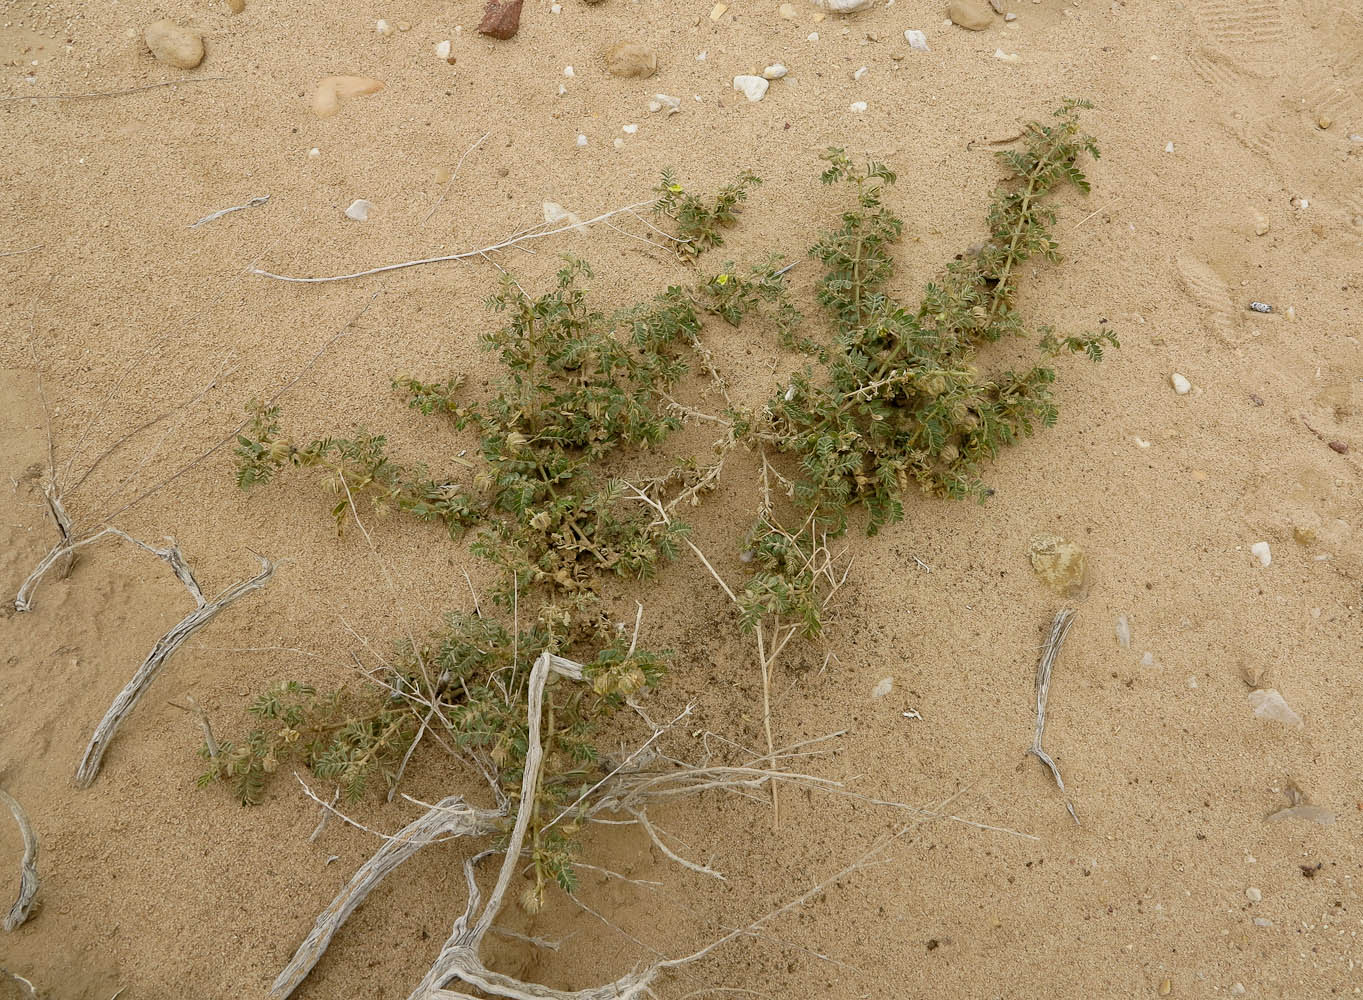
xmin=2 ymin=0 xmax=1361 ymax=998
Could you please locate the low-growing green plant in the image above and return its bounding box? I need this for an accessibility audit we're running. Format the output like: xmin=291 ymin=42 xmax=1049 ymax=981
xmin=197 ymin=680 xmax=417 ymax=805
xmin=221 ymin=107 xmax=1115 ymax=911
xmin=763 ymin=99 xmax=1117 ymax=534
xmin=654 ymin=168 xmax=761 ymax=258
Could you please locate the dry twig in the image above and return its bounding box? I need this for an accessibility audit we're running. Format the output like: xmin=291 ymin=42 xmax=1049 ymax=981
xmin=0 ymin=77 xmax=226 ymax=102
xmin=0 ymin=789 xmax=38 ymax=931
xmin=250 ymin=201 xmax=655 ymax=284
xmin=1027 ymin=608 xmax=1080 ymax=825
xmin=73 ymin=552 xmax=277 ymax=787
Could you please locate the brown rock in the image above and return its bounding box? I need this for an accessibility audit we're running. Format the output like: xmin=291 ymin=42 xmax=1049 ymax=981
xmin=948 ymin=0 xmax=994 ymax=30
xmin=143 ymin=19 xmax=204 ymax=69
xmin=1328 ymin=440 xmax=1349 ymax=454
xmin=604 ymin=41 xmax=658 ymax=78
xmin=225 ymin=0 xmax=245 ymax=13
xmin=478 ymin=0 xmax=523 ymax=40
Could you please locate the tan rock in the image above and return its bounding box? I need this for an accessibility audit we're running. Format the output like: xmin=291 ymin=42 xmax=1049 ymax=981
xmin=1028 ymin=534 xmax=1087 ymax=598
xmin=949 ymin=0 xmax=994 ymax=30
xmin=312 ymin=75 xmax=385 ymax=118
xmin=143 ymin=19 xmax=204 ymax=69
xmin=604 ymin=41 xmax=657 ymax=78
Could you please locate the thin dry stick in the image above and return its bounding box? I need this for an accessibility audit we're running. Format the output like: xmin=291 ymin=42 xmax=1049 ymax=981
xmin=421 ymin=130 xmax=493 ymax=225
xmin=0 ymin=789 xmax=38 ymax=931
xmin=0 ymin=77 xmax=226 ymax=101
xmin=251 ymin=201 xmax=655 ymax=284
xmin=95 ymin=289 xmax=381 ymax=526
xmin=168 ymin=696 xmax=219 ymax=760
xmin=1027 ymin=608 xmax=1080 ymax=825
xmin=189 ymin=194 xmax=270 ymax=229
xmin=75 ymin=554 xmax=277 ymax=787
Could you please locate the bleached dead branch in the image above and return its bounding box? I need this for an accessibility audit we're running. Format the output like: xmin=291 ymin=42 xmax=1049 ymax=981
xmin=0 ymin=789 xmax=38 ymax=931
xmin=74 ymin=552 xmax=277 ymax=787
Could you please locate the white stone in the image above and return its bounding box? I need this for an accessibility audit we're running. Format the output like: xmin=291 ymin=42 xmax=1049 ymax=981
xmin=808 ymin=31 xmax=820 ymax=41
xmin=1170 ymin=372 xmax=1191 ymax=395
xmin=563 ymin=65 xmax=575 ymax=77
xmin=733 ymin=75 xmax=770 ymax=102
xmin=435 ymin=39 xmax=451 ymax=59
xmin=994 ymin=48 xmax=1020 ymax=62
xmin=613 ymin=137 xmax=624 ymax=149
xmin=650 ymin=93 xmax=681 ymax=114
xmin=375 ymin=19 xmax=392 ymax=35
xmin=551 ymin=3 xmax=562 ymax=11
xmin=1248 ymin=688 xmax=1302 ymax=727
xmin=1115 ymin=614 xmax=1131 ymax=649
xmin=576 ymin=133 xmax=588 ymax=146
xmin=1245 ymin=887 xmax=1262 ymax=902
xmin=763 ymin=63 xmax=788 ymax=80
xmin=871 ymin=676 xmax=893 ymax=699
xmin=1231 ymin=986 xmax=1245 ymax=997
xmin=853 ymin=65 xmax=868 ymax=80
xmin=1250 ymin=541 xmax=1271 ymax=567
xmin=344 ymin=199 xmax=373 ymax=222
xmin=1165 ymin=141 xmax=1175 ymax=153
xmin=809 ymin=0 xmax=874 ymax=10
xmin=849 ymin=100 xmax=867 ymax=112
xmin=905 ymin=29 xmax=929 ymax=50
xmin=697 ymin=49 xmax=707 ymax=61
xmin=1140 ymin=651 xmax=1155 ymax=667
xmin=621 ymin=123 xmax=638 ymax=134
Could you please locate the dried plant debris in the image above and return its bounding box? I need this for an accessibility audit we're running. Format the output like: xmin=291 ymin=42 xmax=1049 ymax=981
xmin=0 ymin=790 xmax=38 ymax=931
xmin=1027 ymin=608 xmax=1080 ymax=825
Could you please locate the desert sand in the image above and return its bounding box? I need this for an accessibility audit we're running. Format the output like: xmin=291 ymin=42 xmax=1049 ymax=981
xmin=1 ymin=1 xmax=1360 ymax=998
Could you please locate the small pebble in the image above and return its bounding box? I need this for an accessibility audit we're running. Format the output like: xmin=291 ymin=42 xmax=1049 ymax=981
xmin=1140 ymin=651 xmax=1155 ymax=667
xmin=1249 ymin=687 xmax=1302 ymax=727
xmin=1248 ymin=301 xmax=1272 ymax=314
xmin=994 ymin=48 xmax=1020 ymax=62
xmin=1165 ymin=141 xmax=1175 ymax=153
xmin=621 ymin=123 xmax=638 ymax=134
xmin=225 ymin=0 xmax=245 ymax=12
xmin=1328 ymin=440 xmax=1348 ymax=454
xmin=849 ymin=100 xmax=867 ymax=112
xmin=576 ymin=133 xmax=587 ymax=146
xmin=709 ymin=2 xmax=728 ymax=20
xmin=905 ymin=29 xmax=930 ymax=50
xmin=1115 ymin=614 xmax=1131 ymax=649
xmin=1028 ymin=534 xmax=1086 ymax=597
xmin=312 ymin=75 xmax=384 ymax=118
xmin=763 ymin=63 xmax=788 ymax=80
xmin=949 ymin=0 xmax=994 ymax=30
xmin=1004 ymin=11 xmax=1016 ymax=19
xmin=143 ymin=19 xmax=204 ymax=69
xmin=779 ymin=2 xmax=798 ymax=18
xmin=604 ymin=41 xmax=658 ymax=78
xmin=808 ymin=31 xmax=820 ymax=41
xmin=435 ymin=39 xmax=452 ymax=59
xmin=871 ymin=676 xmax=894 ymax=700
xmin=344 ymin=199 xmax=373 ymax=222
xmin=1249 ymin=541 xmax=1271 ymax=567
xmin=397 ymin=20 xmax=411 ymax=29
xmin=853 ymin=65 xmax=868 ymax=80
xmin=375 ymin=18 xmax=393 ymax=35
xmin=478 ymin=0 xmax=523 ymax=40
xmin=1253 ymin=213 xmax=1270 ymax=236
xmin=613 ymin=137 xmax=624 ymax=149
xmin=1253 ymin=917 xmax=1272 ymax=927
xmin=563 ymin=64 xmax=575 ymax=77
xmin=1170 ymin=373 xmax=1191 ymax=395
xmin=1231 ymin=986 xmax=1245 ymax=996
xmin=1245 ymin=887 xmax=1262 ymax=902
xmin=733 ymin=75 xmax=770 ymax=102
